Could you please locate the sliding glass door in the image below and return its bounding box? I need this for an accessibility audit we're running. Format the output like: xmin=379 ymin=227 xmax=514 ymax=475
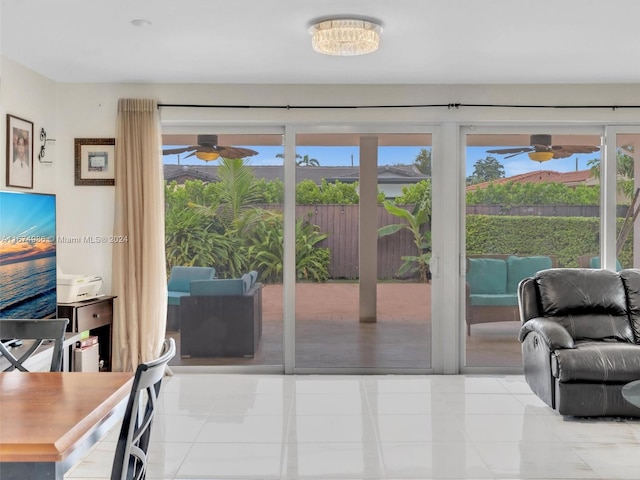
xmin=293 ymin=131 xmax=433 ymax=371
xmin=463 ymin=128 xmax=602 ymax=369
xmin=163 ymin=131 xmax=285 ymax=368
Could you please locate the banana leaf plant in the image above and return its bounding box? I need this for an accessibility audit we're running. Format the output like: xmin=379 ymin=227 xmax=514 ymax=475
xmin=378 ymin=200 xmax=432 ymax=283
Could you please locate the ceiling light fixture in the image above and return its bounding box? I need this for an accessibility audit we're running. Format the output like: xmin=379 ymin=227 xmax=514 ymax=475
xmin=528 ymin=151 xmax=554 ymax=162
xmin=308 ymin=17 xmax=382 ymax=56
xmin=131 ymin=19 xmax=152 ymax=27
xmin=195 ymin=151 xmax=220 ymax=162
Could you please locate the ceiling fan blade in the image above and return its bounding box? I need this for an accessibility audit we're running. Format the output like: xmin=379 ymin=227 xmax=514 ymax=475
xmin=162 ymin=146 xmax=198 ymax=155
xmin=549 ymin=145 xmax=600 ymax=159
xmin=215 ymin=146 xmax=259 ymax=159
xmin=504 ymin=151 xmax=530 ymax=159
xmin=486 ymin=147 xmax=533 ymax=155
xmin=551 ymin=145 xmax=600 ymax=154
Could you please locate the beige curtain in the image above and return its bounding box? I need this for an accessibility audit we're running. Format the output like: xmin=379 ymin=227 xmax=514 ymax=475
xmin=112 ymin=98 xmax=167 ymax=372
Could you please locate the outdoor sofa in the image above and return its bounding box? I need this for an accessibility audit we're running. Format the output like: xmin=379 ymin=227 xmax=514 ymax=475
xmin=465 ymin=254 xmax=556 ymax=335
xmin=180 ymin=271 xmax=262 ymax=358
xmin=166 ymin=266 xmax=216 ymax=331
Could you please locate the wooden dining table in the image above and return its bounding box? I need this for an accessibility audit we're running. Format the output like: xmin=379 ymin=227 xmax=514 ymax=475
xmin=0 ymin=371 xmax=133 ymax=479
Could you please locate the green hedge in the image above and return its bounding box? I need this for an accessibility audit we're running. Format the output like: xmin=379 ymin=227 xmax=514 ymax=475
xmin=466 ymin=215 xmax=633 ymax=268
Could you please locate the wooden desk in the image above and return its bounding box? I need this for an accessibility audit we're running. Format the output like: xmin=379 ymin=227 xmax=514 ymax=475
xmin=0 ymin=372 xmax=133 ymax=479
xmin=58 ymin=296 xmax=116 ymax=371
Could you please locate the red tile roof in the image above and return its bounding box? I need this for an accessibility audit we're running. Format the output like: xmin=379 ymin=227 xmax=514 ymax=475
xmin=466 ymin=169 xmax=594 ymax=191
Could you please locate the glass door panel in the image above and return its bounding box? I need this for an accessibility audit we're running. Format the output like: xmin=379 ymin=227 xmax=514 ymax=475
xmin=162 ymin=132 xmax=284 ymax=368
xmin=616 ymin=133 xmax=640 ymax=269
xmin=464 ymin=131 xmax=601 ymax=368
xmin=294 ymin=132 xmax=432 ymax=370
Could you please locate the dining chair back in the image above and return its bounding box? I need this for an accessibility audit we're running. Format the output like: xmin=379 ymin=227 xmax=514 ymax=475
xmin=0 ymin=318 xmax=69 ymax=372
xmin=110 ymin=338 xmax=176 ymax=480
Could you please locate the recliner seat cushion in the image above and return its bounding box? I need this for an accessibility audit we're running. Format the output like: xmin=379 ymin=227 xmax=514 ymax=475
xmin=552 ymin=341 xmax=640 ymax=382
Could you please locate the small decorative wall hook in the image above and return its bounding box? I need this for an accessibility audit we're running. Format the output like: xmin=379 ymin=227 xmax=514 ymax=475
xmin=38 ymin=128 xmax=55 ymax=163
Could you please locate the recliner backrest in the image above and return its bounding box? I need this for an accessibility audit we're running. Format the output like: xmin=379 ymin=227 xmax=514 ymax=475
xmin=534 ymin=268 xmax=633 ymax=343
xmin=619 ymin=269 xmax=640 ymax=343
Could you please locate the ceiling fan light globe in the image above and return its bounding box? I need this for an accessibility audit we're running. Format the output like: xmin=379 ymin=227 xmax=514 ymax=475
xmin=195 ymin=151 xmax=220 ymax=162
xmin=528 ymin=151 xmax=554 ymax=162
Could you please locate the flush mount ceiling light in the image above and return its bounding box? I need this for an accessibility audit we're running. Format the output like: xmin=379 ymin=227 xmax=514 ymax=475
xmin=308 ymin=17 xmax=382 ymax=56
xmin=131 ymin=19 xmax=152 ymax=27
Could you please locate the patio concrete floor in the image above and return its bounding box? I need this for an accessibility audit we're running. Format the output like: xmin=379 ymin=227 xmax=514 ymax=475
xmin=167 ymin=282 xmax=523 ymax=369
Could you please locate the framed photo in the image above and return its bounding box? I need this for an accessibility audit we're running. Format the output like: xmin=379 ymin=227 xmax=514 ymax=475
xmin=74 ymin=138 xmax=115 ymax=186
xmin=6 ymin=114 xmax=34 ymax=189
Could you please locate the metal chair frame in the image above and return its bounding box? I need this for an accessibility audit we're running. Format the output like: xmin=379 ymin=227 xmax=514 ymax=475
xmin=0 ymin=318 xmax=69 ymax=372
xmin=110 ymin=338 xmax=176 ymax=480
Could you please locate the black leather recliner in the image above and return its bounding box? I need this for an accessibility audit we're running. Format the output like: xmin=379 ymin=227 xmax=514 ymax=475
xmin=518 ymin=268 xmax=640 ymax=416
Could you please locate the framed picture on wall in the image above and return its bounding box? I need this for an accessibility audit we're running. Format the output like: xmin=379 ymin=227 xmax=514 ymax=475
xmin=74 ymin=138 xmax=115 ymax=186
xmin=6 ymin=114 xmax=34 ymax=189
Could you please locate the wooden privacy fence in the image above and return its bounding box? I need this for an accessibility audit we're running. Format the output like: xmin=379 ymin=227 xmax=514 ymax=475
xmin=297 ymin=204 xmax=419 ymax=280
xmin=283 ymin=204 xmax=632 ymax=280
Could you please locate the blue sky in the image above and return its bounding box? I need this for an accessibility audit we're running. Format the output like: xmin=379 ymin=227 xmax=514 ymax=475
xmin=163 ymin=145 xmax=601 ymax=178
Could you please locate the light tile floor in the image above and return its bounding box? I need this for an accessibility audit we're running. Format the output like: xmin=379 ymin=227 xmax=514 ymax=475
xmin=66 ymin=374 xmax=640 ymax=479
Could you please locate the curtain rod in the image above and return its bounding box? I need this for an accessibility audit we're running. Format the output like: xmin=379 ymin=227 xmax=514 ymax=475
xmin=158 ymin=102 xmax=637 ymax=110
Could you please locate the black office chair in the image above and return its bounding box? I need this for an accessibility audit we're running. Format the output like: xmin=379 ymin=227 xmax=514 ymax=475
xmin=0 ymin=318 xmax=69 ymax=372
xmin=110 ymin=338 xmax=176 ymax=480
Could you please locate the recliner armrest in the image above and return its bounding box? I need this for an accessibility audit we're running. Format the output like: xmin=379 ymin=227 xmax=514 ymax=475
xmin=518 ymin=317 xmax=575 ymax=350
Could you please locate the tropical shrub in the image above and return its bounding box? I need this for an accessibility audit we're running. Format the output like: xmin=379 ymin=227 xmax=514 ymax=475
xmin=254 ymin=178 xmax=284 ymax=203
xmin=246 ymin=213 xmax=331 ymax=283
xmin=164 ymin=205 xmax=245 ymax=276
xmin=466 ymin=214 xmax=633 ymax=268
xmin=395 ymin=180 xmax=431 ymax=205
xmin=466 ymin=181 xmax=601 ymax=206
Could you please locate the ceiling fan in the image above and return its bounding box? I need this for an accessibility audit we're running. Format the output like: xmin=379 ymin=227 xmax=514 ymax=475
xmin=162 ymin=134 xmax=258 ymax=162
xmin=486 ymin=134 xmax=600 ymax=163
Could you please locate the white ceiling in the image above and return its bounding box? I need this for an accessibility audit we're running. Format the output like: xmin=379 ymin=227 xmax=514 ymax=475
xmin=2 ymin=0 xmax=640 ymax=85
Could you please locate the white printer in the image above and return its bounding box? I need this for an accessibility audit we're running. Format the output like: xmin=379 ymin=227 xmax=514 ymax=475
xmin=57 ymin=274 xmax=103 ymax=303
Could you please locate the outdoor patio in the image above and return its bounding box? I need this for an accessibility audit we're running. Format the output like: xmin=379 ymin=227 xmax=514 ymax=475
xmin=167 ymin=282 xmax=523 ymax=369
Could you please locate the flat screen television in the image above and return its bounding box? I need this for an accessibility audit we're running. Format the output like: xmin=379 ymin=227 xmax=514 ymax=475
xmin=0 ymin=190 xmax=57 ymax=320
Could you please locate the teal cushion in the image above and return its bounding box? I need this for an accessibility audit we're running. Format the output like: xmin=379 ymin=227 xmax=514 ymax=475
xmin=248 ymin=270 xmax=258 ymax=287
xmin=190 ymin=279 xmax=245 ymax=296
xmin=589 ymin=256 xmax=623 ymax=272
xmin=167 ymin=291 xmax=190 ymax=306
xmin=241 ymin=273 xmax=252 ymax=294
xmin=469 ymin=293 xmax=519 ymax=307
xmin=467 ymin=258 xmax=507 ymax=294
xmin=167 ymin=266 xmax=216 ymax=292
xmin=506 ymin=256 xmax=553 ymax=293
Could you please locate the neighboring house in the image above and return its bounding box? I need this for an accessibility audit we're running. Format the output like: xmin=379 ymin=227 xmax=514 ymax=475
xmin=466 ymin=169 xmax=596 ymax=192
xmin=164 ymin=164 xmax=429 ymax=199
